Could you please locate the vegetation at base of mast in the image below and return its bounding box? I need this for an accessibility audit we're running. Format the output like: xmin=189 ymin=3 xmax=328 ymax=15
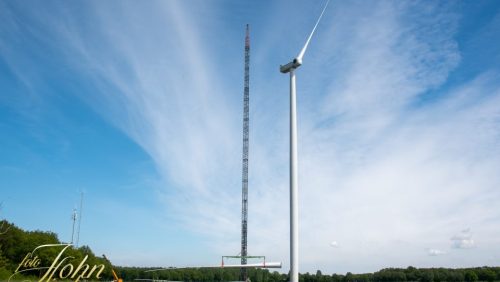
xmin=0 ymin=219 xmax=113 ymax=281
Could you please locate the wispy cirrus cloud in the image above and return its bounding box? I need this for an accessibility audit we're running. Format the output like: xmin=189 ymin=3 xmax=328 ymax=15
xmin=55 ymin=0 xmax=500 ymax=272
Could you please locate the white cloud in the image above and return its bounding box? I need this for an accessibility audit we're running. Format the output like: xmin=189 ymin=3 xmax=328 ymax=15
xmin=451 ymin=229 xmax=476 ymax=249
xmin=330 ymin=241 xmax=339 ymax=248
xmin=428 ymin=249 xmax=447 ymax=256
xmin=452 ymin=239 xmax=476 ymax=249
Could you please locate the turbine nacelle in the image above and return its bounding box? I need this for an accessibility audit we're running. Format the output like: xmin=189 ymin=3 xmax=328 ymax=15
xmin=280 ymin=58 xmax=302 ymax=73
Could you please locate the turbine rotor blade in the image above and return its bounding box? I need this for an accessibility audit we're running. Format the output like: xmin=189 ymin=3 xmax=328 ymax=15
xmin=296 ymin=0 xmax=330 ymax=62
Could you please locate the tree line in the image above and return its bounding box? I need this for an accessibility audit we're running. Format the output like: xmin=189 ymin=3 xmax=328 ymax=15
xmin=114 ymin=266 xmax=500 ymax=282
xmin=1 ymin=219 xmax=499 ymax=281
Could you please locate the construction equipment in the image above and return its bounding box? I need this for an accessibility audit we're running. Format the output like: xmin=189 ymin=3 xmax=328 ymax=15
xmin=103 ymin=254 xmax=123 ymax=282
xmin=112 ymin=269 xmax=123 ymax=282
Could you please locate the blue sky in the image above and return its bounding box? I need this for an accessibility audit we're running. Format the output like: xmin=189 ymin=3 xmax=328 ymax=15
xmin=1 ymin=0 xmax=500 ymax=275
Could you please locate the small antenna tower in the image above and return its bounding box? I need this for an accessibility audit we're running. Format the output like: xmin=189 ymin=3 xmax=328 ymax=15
xmin=70 ymin=208 xmax=77 ymax=244
xmin=76 ymin=192 xmax=84 ymax=247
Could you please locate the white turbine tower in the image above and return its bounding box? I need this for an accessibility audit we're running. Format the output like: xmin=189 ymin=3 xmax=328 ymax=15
xmin=279 ymin=2 xmax=330 ymax=282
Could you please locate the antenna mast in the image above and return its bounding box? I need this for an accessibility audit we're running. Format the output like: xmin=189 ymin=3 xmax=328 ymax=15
xmin=76 ymin=192 xmax=84 ymax=247
xmin=240 ymin=24 xmax=250 ymax=282
xmin=70 ymin=208 xmax=77 ymax=244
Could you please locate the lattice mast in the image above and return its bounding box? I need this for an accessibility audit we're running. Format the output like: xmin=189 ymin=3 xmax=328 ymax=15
xmin=240 ymin=24 xmax=250 ymax=282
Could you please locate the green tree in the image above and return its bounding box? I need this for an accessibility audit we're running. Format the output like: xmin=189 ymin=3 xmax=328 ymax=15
xmin=344 ymin=272 xmax=353 ymax=282
xmin=374 ymin=268 xmax=406 ymax=282
xmin=405 ymin=266 xmax=418 ymax=281
xmin=433 ymin=268 xmax=448 ymax=282
xmin=446 ymin=270 xmax=464 ymax=282
xmin=464 ymin=270 xmax=478 ymax=282
xmin=477 ymin=268 xmax=496 ymax=282
xmin=331 ymin=274 xmax=344 ymax=282
xmin=419 ymin=270 xmax=434 ymax=282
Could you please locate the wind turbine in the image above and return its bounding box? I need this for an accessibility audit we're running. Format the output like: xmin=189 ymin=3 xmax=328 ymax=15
xmin=279 ymin=1 xmax=330 ymax=282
